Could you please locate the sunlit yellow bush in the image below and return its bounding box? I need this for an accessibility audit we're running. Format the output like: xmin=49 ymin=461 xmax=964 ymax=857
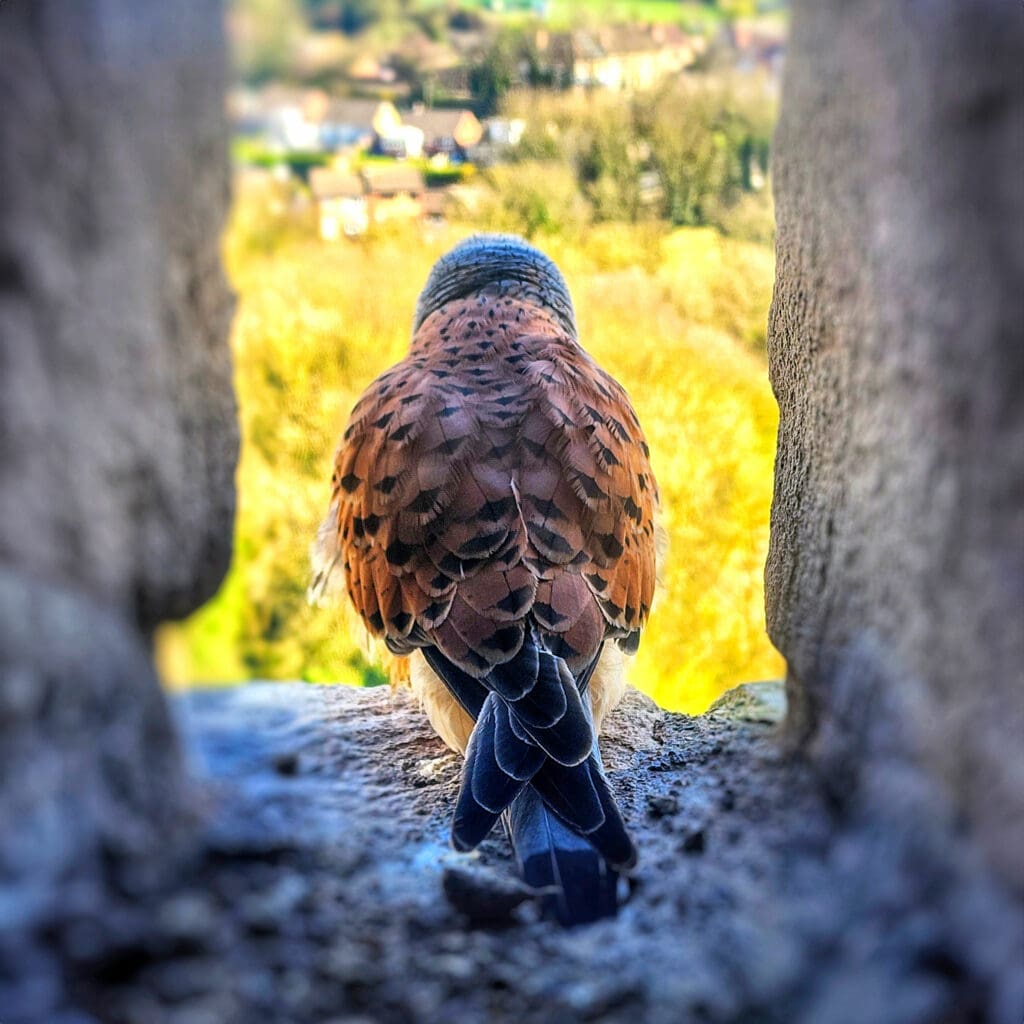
xmin=157 ymin=175 xmax=783 ymax=712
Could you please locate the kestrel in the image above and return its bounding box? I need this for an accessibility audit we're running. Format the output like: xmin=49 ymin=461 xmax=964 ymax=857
xmin=312 ymin=235 xmax=659 ymax=924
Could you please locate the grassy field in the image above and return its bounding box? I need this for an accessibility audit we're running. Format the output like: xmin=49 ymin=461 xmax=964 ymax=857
xmin=156 ymin=175 xmax=784 ymax=712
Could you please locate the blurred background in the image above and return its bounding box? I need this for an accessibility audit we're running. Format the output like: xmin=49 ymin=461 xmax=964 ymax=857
xmin=156 ymin=0 xmax=789 ymax=712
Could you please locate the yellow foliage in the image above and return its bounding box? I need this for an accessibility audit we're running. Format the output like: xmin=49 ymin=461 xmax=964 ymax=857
xmin=156 ymin=176 xmax=783 ymax=712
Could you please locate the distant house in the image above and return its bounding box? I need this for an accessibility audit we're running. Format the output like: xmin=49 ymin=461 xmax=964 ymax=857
xmin=472 ymin=117 xmax=527 ymax=167
xmin=420 ymin=189 xmax=449 ymax=226
xmin=532 ymin=29 xmax=576 ymax=89
xmin=319 ymin=99 xmax=401 ymax=151
xmin=310 ymin=165 xmax=427 ymax=237
xmin=572 ymin=25 xmax=703 ymax=91
xmin=730 ymin=20 xmax=786 ymax=82
xmin=230 ymin=87 xmax=327 ymax=150
xmin=362 ymin=165 xmax=426 ymax=225
xmin=402 ymin=32 xmax=464 ymax=77
xmin=376 ymin=123 xmax=426 ymax=161
xmin=484 ymin=117 xmax=526 ymax=147
xmin=347 ymin=53 xmax=397 ymax=85
xmin=309 ymin=168 xmax=368 ymax=239
xmin=403 ymin=107 xmax=484 ymax=161
xmin=432 ymin=65 xmax=473 ymax=101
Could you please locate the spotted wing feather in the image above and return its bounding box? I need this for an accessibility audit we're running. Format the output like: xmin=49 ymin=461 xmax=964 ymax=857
xmin=516 ymin=337 xmax=659 ymax=651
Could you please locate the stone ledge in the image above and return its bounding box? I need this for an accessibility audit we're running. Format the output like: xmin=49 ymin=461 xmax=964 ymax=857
xmin=11 ymin=679 xmax=1016 ymax=1024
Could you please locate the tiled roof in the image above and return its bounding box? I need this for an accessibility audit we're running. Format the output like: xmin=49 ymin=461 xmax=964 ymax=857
xmin=320 ymin=99 xmax=385 ymax=128
xmin=403 ymin=109 xmax=467 ymax=138
xmin=309 ymin=169 xmax=364 ymax=199
xmin=573 ymin=25 xmax=693 ymax=57
xmin=361 ymin=165 xmax=426 ymax=195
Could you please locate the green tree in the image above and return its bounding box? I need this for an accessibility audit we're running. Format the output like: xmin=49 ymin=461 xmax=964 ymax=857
xmin=474 ymin=162 xmax=589 ymax=240
xmin=304 ymin=0 xmax=398 ymax=34
xmin=501 ymin=80 xmax=776 ymax=235
xmin=469 ymin=36 xmax=516 ymax=117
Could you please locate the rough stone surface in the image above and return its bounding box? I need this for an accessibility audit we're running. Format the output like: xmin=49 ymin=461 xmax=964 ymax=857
xmin=8 ymin=681 xmax=1019 ymax=1024
xmin=0 ymin=569 xmax=191 ymax=1010
xmin=767 ymin=0 xmax=1024 ymax=894
xmin=0 ymin=1 xmax=237 ymax=629
xmin=0 ymin=0 xmax=236 ymax=1011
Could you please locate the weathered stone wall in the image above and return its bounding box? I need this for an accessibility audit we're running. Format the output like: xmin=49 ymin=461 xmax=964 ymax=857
xmin=0 ymin=1 xmax=236 ymax=1012
xmin=0 ymin=1 xmax=237 ymax=630
xmin=767 ymin=0 xmax=1024 ymax=893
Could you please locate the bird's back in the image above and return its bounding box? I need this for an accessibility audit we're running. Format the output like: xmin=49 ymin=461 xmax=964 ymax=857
xmin=329 ymin=279 xmax=656 ymax=682
xmin=314 ymin=236 xmax=659 ymax=924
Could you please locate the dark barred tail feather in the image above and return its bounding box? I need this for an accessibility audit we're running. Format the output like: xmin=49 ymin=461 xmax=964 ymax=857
xmin=505 ymin=708 xmax=635 ymax=925
xmin=433 ymin=638 xmax=636 ymax=925
xmin=505 ymin=786 xmax=620 ymax=926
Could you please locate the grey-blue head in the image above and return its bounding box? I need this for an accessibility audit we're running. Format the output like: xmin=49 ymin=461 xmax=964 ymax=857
xmin=413 ymin=234 xmax=577 ymax=339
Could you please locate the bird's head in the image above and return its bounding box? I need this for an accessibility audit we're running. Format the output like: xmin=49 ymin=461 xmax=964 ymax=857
xmin=413 ymin=234 xmax=577 ymax=340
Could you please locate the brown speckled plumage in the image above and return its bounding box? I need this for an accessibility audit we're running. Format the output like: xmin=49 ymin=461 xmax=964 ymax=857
xmin=313 ymin=235 xmax=659 ymax=922
xmin=323 ymin=283 xmax=658 ymax=677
